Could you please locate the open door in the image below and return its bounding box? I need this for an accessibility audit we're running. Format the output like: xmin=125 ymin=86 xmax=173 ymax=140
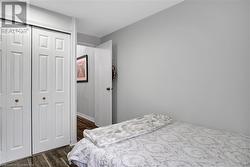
xmin=94 ymin=40 xmax=112 ymax=127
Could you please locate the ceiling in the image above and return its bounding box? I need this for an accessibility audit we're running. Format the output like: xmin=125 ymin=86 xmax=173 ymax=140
xmin=28 ymin=0 xmax=184 ymax=37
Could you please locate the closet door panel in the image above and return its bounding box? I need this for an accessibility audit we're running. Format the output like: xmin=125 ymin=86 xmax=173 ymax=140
xmin=39 ymin=104 xmax=49 ymax=142
xmin=37 ymin=54 xmax=50 ymax=144
xmin=32 ymin=28 xmax=53 ymax=153
xmin=6 ymin=28 xmax=31 ymax=162
xmin=53 ymin=33 xmax=70 ymax=147
xmin=32 ymin=27 xmax=70 ymax=153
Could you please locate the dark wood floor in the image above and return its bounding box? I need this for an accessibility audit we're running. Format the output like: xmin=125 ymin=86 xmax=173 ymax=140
xmin=1 ymin=116 xmax=97 ymax=167
xmin=1 ymin=146 xmax=75 ymax=167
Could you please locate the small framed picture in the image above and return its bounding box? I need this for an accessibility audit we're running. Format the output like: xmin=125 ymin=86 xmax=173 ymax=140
xmin=77 ymin=55 xmax=88 ymax=82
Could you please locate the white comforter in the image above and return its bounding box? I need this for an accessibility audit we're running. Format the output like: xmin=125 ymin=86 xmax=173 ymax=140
xmin=84 ymin=113 xmax=172 ymax=147
xmin=68 ymin=122 xmax=250 ymax=167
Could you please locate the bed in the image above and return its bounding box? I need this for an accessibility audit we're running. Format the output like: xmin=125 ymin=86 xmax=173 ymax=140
xmin=68 ymin=114 xmax=250 ymax=167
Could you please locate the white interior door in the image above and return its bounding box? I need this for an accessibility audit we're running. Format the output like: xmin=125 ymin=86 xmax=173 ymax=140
xmin=1 ymin=27 xmax=32 ymax=163
xmin=95 ymin=40 xmax=112 ymax=127
xmin=32 ymin=27 xmax=70 ymax=154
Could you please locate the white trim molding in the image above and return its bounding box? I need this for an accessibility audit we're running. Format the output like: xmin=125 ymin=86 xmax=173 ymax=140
xmin=77 ymin=112 xmax=95 ymax=123
xmin=70 ymin=17 xmax=77 ymax=145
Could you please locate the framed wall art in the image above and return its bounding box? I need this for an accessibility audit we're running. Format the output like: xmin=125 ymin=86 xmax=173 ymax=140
xmin=77 ymin=55 xmax=88 ymax=82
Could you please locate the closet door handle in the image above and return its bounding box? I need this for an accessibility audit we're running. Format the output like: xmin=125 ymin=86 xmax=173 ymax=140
xmin=15 ymin=99 xmax=19 ymax=103
xmin=42 ymin=97 xmax=46 ymax=100
xmin=106 ymin=87 xmax=113 ymax=91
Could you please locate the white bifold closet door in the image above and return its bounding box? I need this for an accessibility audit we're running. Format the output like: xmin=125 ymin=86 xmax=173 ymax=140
xmin=32 ymin=27 xmax=70 ymax=154
xmin=0 ymin=27 xmax=32 ymax=163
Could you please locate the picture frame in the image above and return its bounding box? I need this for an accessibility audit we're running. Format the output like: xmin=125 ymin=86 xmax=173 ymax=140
xmin=77 ymin=55 xmax=88 ymax=82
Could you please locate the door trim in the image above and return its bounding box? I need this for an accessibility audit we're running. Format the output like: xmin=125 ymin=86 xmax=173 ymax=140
xmin=1 ymin=18 xmax=70 ymax=35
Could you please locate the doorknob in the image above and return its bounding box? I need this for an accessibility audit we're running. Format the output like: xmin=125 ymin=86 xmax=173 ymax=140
xmin=15 ymin=99 xmax=19 ymax=103
xmin=106 ymin=87 xmax=113 ymax=91
xmin=42 ymin=97 xmax=46 ymax=100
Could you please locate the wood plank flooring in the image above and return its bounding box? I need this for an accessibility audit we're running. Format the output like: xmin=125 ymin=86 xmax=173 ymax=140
xmin=1 ymin=146 xmax=76 ymax=167
xmin=1 ymin=116 xmax=97 ymax=167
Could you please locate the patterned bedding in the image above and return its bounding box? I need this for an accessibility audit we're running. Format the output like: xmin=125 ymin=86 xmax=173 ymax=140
xmin=68 ymin=122 xmax=250 ymax=167
xmin=84 ymin=113 xmax=172 ymax=147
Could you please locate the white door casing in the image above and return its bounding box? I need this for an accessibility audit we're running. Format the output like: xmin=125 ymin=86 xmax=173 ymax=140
xmin=2 ymin=27 xmax=32 ymax=163
xmin=32 ymin=27 xmax=70 ymax=154
xmin=94 ymin=40 xmax=112 ymax=127
xmin=0 ymin=25 xmax=6 ymax=164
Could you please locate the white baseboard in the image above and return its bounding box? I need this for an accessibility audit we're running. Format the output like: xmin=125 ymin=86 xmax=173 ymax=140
xmin=77 ymin=112 xmax=95 ymax=123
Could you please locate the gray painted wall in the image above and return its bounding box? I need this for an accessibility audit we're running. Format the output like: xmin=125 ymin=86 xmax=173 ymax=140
xmin=102 ymin=0 xmax=250 ymax=135
xmin=77 ymin=33 xmax=101 ymax=46
xmin=76 ymin=33 xmax=101 ymax=120
xmin=77 ymin=45 xmax=95 ymax=120
xmin=0 ymin=4 xmax=74 ymax=32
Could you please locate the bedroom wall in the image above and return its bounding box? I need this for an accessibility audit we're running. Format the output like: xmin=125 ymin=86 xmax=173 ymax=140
xmin=77 ymin=32 xmax=101 ymax=47
xmin=27 ymin=5 xmax=73 ymax=32
xmin=76 ymin=33 xmax=101 ymax=122
xmin=0 ymin=4 xmax=73 ymax=32
xmin=77 ymin=45 xmax=95 ymax=121
xmin=102 ymin=0 xmax=250 ymax=135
